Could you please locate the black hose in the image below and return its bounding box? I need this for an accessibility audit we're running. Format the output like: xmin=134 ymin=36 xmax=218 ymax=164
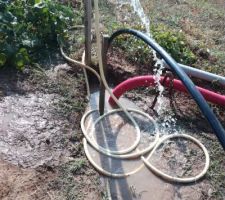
xmin=107 ymin=28 xmax=225 ymax=150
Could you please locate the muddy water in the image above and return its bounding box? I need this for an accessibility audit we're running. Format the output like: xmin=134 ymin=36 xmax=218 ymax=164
xmin=85 ymin=88 xmax=211 ymax=200
xmin=0 ymin=92 xmax=71 ymax=168
xmin=0 ymin=66 xmax=103 ymax=200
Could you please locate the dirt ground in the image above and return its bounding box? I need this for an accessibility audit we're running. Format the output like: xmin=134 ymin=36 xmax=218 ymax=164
xmin=0 ymin=64 xmax=102 ymax=200
xmin=99 ymin=1 xmax=225 ymax=199
xmin=1 ymin=0 xmax=225 ymax=199
xmin=106 ymin=48 xmax=225 ymax=199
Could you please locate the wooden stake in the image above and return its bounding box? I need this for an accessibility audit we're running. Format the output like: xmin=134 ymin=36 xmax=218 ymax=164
xmin=84 ymin=0 xmax=92 ymax=66
xmin=99 ymin=35 xmax=109 ymax=115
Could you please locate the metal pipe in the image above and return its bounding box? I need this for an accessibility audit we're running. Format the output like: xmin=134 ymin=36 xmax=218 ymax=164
xmin=164 ymin=61 xmax=225 ymax=86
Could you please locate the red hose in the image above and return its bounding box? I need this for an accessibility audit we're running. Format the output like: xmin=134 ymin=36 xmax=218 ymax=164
xmin=108 ymin=75 xmax=225 ymax=107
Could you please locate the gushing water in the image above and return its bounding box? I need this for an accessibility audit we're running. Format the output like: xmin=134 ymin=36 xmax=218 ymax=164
xmin=117 ymin=0 xmax=177 ymax=129
xmin=117 ymin=0 xmax=150 ymax=36
xmin=130 ymin=0 xmax=151 ymax=37
xmin=119 ymin=0 xmax=165 ymax=112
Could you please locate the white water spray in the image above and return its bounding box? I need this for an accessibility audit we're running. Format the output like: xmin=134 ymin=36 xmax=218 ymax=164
xmin=118 ymin=0 xmax=165 ymax=112
xmin=130 ymin=0 xmax=151 ymax=37
xmin=117 ymin=0 xmax=180 ymax=134
xmin=117 ymin=0 xmax=150 ymax=36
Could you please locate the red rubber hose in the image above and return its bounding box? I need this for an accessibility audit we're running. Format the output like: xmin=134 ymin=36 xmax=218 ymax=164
xmin=108 ymin=75 xmax=225 ymax=107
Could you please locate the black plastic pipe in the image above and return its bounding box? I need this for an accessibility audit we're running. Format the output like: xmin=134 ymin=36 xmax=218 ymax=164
xmin=107 ymin=29 xmax=225 ymax=150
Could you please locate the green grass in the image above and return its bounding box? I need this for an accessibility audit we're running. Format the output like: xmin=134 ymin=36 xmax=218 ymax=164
xmin=201 ymin=133 xmax=225 ymax=199
xmin=145 ymin=0 xmax=225 ymax=75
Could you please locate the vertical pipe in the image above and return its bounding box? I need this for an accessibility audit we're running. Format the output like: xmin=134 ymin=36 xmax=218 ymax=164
xmin=99 ymin=35 xmax=109 ymax=115
xmin=84 ymin=0 xmax=92 ymax=66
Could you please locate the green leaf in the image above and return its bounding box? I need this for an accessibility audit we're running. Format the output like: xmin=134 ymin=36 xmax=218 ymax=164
xmin=19 ymin=48 xmax=30 ymax=62
xmin=0 ymin=0 xmax=76 ymax=70
xmin=35 ymin=0 xmax=42 ymax=4
xmin=19 ymin=47 xmax=28 ymax=54
xmin=0 ymin=52 xmax=6 ymax=67
xmin=14 ymin=53 xmax=25 ymax=70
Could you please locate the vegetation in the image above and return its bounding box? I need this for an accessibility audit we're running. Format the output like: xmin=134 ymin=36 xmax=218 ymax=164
xmin=112 ymin=24 xmax=197 ymax=67
xmin=151 ymin=24 xmax=197 ymax=64
xmin=0 ymin=0 xmax=76 ymax=70
xmin=104 ymin=1 xmax=225 ymax=198
xmin=148 ymin=0 xmax=225 ymax=75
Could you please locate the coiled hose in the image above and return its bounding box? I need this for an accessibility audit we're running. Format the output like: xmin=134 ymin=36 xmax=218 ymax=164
xmin=59 ymin=0 xmax=211 ymax=182
xmin=107 ymin=29 xmax=225 ymax=150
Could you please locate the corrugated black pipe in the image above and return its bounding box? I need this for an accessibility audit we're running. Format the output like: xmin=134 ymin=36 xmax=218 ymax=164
xmin=108 ymin=29 xmax=225 ymax=150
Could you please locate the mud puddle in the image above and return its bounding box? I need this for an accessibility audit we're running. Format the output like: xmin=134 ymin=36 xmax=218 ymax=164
xmin=85 ymin=88 xmax=214 ymax=200
xmin=0 ymin=92 xmax=71 ymax=168
xmin=0 ymin=65 xmax=102 ymax=199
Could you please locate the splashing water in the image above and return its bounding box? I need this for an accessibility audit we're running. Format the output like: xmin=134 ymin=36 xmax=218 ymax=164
xmin=116 ymin=0 xmax=178 ymax=128
xmin=118 ymin=0 xmax=165 ymax=112
xmin=117 ymin=0 xmax=150 ymax=36
xmin=130 ymin=0 xmax=151 ymax=37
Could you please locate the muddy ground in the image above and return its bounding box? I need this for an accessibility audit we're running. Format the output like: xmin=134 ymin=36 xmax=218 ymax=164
xmin=99 ymin=0 xmax=225 ymax=199
xmin=1 ymin=59 xmax=224 ymax=200
xmin=0 ymin=64 xmax=103 ymax=200
xmin=106 ymin=47 xmax=225 ymax=200
xmin=1 ymin=0 xmax=225 ymax=199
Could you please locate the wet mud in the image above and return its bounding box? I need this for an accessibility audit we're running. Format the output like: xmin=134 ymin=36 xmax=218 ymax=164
xmin=0 ymin=92 xmax=71 ymax=167
xmin=85 ymin=89 xmax=215 ymax=200
xmin=0 ymin=67 xmax=73 ymax=168
xmin=0 ymin=65 xmax=101 ymax=199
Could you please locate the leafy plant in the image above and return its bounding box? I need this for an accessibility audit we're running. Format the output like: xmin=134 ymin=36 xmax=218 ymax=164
xmin=113 ymin=24 xmax=197 ymax=66
xmin=0 ymin=0 xmax=76 ymax=70
xmin=151 ymin=24 xmax=197 ymax=65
